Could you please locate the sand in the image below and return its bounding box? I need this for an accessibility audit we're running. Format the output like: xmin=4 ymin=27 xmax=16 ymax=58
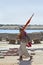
xmin=0 ymin=50 xmax=43 ymax=65
xmin=0 ymin=41 xmax=43 ymax=65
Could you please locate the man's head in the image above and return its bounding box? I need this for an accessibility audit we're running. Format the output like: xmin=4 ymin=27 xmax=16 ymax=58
xmin=19 ymin=27 xmax=23 ymax=32
xmin=20 ymin=27 xmax=23 ymax=30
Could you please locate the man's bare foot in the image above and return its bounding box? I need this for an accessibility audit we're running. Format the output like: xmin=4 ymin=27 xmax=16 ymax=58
xmin=29 ymin=56 xmax=33 ymax=61
xmin=18 ymin=56 xmax=22 ymax=60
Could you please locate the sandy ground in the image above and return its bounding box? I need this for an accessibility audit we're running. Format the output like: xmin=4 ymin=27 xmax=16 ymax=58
xmin=0 ymin=51 xmax=43 ymax=65
xmin=0 ymin=41 xmax=43 ymax=65
xmin=0 ymin=56 xmax=19 ymax=65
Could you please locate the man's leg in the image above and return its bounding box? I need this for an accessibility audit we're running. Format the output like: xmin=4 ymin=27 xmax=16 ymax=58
xmin=18 ymin=56 xmax=22 ymax=60
xmin=20 ymin=56 xmax=22 ymax=60
xmin=29 ymin=56 xmax=33 ymax=61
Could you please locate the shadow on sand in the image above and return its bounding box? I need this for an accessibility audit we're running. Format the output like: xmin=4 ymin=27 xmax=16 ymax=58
xmin=19 ymin=60 xmax=32 ymax=65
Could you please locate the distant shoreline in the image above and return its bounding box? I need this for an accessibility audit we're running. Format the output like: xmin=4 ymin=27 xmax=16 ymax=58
xmin=0 ymin=25 xmax=43 ymax=30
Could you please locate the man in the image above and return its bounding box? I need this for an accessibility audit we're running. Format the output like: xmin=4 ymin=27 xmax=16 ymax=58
xmin=18 ymin=27 xmax=32 ymax=60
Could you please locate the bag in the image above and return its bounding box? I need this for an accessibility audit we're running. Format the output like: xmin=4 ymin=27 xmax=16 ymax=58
xmin=26 ymin=42 xmax=32 ymax=47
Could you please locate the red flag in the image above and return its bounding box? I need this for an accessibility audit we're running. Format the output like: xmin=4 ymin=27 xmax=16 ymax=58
xmin=22 ymin=13 xmax=34 ymax=31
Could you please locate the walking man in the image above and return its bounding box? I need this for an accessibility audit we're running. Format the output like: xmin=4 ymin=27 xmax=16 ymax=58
xmin=18 ymin=27 xmax=32 ymax=60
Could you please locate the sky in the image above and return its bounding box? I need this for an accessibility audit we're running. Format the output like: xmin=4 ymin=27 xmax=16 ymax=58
xmin=0 ymin=0 xmax=43 ymax=25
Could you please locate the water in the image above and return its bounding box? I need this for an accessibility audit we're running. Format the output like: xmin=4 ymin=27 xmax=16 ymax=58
xmin=0 ymin=29 xmax=43 ymax=34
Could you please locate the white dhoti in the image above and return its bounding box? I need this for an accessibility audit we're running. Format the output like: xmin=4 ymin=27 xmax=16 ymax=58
xmin=18 ymin=41 xmax=30 ymax=57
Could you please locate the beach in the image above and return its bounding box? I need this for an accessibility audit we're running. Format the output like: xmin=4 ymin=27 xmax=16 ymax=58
xmin=0 ymin=48 xmax=43 ymax=65
xmin=0 ymin=41 xmax=43 ymax=65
